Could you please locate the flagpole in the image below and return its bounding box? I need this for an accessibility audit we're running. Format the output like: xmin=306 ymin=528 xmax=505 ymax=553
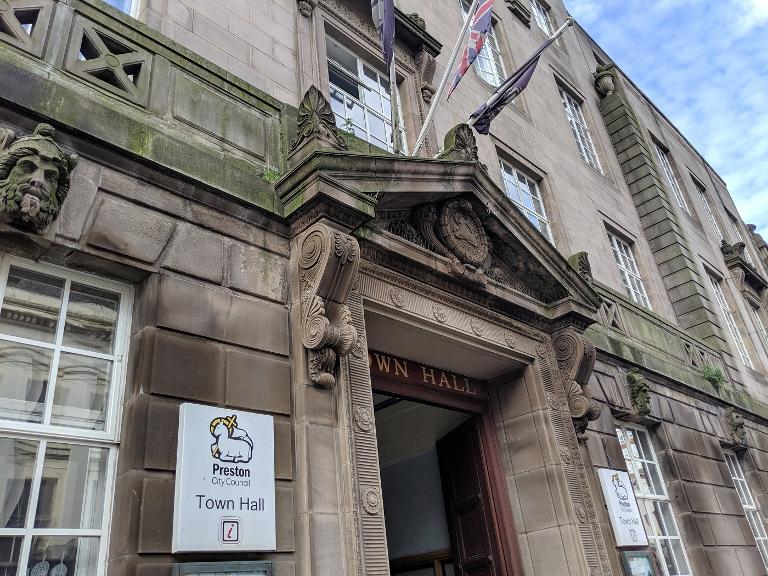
xmin=389 ymin=58 xmax=402 ymax=154
xmin=468 ymin=17 xmax=574 ymax=127
xmin=409 ymin=0 xmax=481 ymax=157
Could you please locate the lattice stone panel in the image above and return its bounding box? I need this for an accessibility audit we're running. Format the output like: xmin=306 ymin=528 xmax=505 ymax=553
xmin=0 ymin=0 xmax=54 ymax=57
xmin=65 ymin=17 xmax=151 ymax=106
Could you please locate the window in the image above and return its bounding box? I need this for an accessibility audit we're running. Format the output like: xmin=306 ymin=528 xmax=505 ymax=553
xmin=103 ymin=0 xmax=139 ymax=15
xmin=753 ymin=307 xmax=768 ymax=348
xmin=694 ymin=181 xmax=723 ymax=242
xmin=460 ymin=0 xmax=507 ymax=87
xmin=608 ymin=233 xmax=651 ymax=309
xmin=724 ymin=452 xmax=768 ymax=570
xmin=616 ymin=424 xmax=692 ymax=576
xmin=0 ymin=256 xmax=132 ymax=576
xmin=709 ymin=274 xmax=754 ymax=368
xmin=326 ymin=36 xmax=405 ymax=153
xmin=500 ymin=160 xmax=553 ymax=242
xmin=559 ymin=87 xmax=602 ymax=172
xmin=531 ymin=0 xmax=555 ymax=35
xmin=654 ymin=144 xmax=690 ymax=215
xmin=729 ymin=219 xmax=756 ymax=267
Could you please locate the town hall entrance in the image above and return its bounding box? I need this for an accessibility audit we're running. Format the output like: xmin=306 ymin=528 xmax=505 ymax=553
xmin=369 ymin=350 xmax=518 ymax=576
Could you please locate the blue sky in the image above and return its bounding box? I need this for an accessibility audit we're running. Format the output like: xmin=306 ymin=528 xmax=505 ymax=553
xmin=564 ymin=0 xmax=768 ymax=238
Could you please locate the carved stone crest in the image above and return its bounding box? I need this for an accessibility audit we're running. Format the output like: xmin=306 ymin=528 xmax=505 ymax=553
xmin=0 ymin=123 xmax=78 ymax=232
xmin=438 ymin=124 xmax=478 ymax=163
xmin=439 ymin=198 xmax=490 ymax=267
xmin=354 ymin=406 xmax=374 ymax=432
xmin=290 ymin=85 xmax=347 ymax=160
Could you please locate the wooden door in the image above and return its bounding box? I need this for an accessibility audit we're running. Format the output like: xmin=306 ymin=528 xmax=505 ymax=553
xmin=437 ymin=417 xmax=504 ymax=576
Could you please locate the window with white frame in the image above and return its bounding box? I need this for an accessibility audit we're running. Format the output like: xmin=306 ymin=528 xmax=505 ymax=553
xmin=724 ymin=452 xmax=768 ymax=569
xmin=460 ymin=0 xmax=507 ymax=87
xmin=103 ymin=0 xmax=139 ymax=16
xmin=608 ymin=232 xmax=652 ymax=309
xmin=753 ymin=307 xmax=768 ymax=348
xmin=326 ymin=36 xmax=405 ymax=153
xmin=530 ymin=0 xmax=555 ymax=35
xmin=0 ymin=256 xmax=132 ymax=576
xmin=558 ymin=87 xmax=602 ymax=172
xmin=499 ymin=160 xmax=553 ymax=242
xmin=694 ymin=180 xmax=723 ymax=242
xmin=654 ymin=144 xmax=690 ymax=215
xmin=729 ymin=218 xmax=756 ymax=267
xmin=616 ymin=423 xmax=692 ymax=576
xmin=709 ymin=274 xmax=754 ymax=368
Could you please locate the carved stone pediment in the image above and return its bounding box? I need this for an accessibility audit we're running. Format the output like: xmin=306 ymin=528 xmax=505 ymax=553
xmin=721 ymin=240 xmax=768 ymax=306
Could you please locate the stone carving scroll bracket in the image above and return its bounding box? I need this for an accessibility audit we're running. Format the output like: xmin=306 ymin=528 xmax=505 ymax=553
xmin=553 ymin=329 xmax=601 ymax=434
xmin=299 ymin=222 xmax=360 ymax=387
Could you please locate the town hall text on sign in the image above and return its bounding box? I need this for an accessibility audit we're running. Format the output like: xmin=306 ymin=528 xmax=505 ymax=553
xmin=368 ymin=350 xmax=486 ymax=400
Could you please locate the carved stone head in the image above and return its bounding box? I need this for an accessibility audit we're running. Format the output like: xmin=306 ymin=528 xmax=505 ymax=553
xmin=0 ymin=124 xmax=78 ymax=232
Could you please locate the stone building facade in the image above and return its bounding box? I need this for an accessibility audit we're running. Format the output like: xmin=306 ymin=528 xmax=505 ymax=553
xmin=0 ymin=0 xmax=766 ymax=576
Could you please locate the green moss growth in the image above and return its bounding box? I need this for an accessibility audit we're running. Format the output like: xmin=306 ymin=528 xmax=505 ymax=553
xmin=701 ymin=364 xmax=730 ymax=392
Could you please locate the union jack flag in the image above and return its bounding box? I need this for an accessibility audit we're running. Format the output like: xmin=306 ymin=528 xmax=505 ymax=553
xmin=447 ymin=0 xmax=495 ymax=98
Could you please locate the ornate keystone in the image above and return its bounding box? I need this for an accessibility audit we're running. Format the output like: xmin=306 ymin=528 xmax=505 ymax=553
xmin=593 ymin=64 xmax=616 ymax=98
xmin=290 ymin=85 xmax=347 ymax=161
xmin=553 ymin=329 xmax=601 ymax=433
xmin=0 ymin=123 xmax=78 ymax=233
xmin=568 ymin=251 xmax=594 ymax=283
xmin=299 ymin=222 xmax=360 ymax=387
xmin=725 ymin=407 xmax=746 ymax=446
xmin=626 ymin=367 xmax=651 ymax=417
xmin=438 ymin=124 xmax=478 ymax=163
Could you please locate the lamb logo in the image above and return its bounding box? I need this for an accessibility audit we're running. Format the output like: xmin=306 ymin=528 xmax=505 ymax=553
xmin=209 ymin=415 xmax=254 ymax=464
xmin=612 ymin=473 xmax=629 ymax=501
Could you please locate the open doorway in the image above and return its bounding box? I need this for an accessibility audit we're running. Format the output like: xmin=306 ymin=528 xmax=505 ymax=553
xmin=375 ymin=393 xmax=507 ymax=576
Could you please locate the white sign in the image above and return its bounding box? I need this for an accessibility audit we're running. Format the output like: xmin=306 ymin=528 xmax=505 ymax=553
xmin=173 ymin=402 xmax=276 ymax=552
xmin=597 ymin=468 xmax=649 ymax=548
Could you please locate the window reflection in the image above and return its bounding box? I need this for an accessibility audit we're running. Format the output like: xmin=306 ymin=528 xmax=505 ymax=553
xmin=51 ymin=353 xmax=112 ymax=431
xmin=0 ymin=341 xmax=51 ymax=423
xmin=0 ymin=267 xmax=64 ymax=343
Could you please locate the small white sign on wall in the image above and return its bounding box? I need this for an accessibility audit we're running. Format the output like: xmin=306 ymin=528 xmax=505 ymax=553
xmin=173 ymin=402 xmax=276 ymax=552
xmin=597 ymin=468 xmax=649 ymax=548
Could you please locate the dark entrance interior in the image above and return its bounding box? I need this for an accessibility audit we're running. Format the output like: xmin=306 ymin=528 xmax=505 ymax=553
xmin=374 ymin=393 xmax=511 ymax=576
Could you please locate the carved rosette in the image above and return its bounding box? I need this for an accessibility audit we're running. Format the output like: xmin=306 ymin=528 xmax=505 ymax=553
xmin=553 ymin=329 xmax=601 ymax=433
xmin=362 ymin=486 xmax=381 ymax=515
xmin=299 ymin=222 xmax=360 ymax=387
xmin=432 ymin=303 xmax=447 ymax=323
xmin=354 ymin=406 xmax=374 ymax=432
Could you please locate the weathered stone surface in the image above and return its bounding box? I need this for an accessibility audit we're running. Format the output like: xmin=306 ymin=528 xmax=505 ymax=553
xmin=161 ymin=222 xmax=226 ymax=283
xmin=87 ymin=195 xmax=176 ymax=262
xmin=225 ymin=347 xmax=291 ymax=415
xmin=274 ymin=417 xmax=294 ymax=480
xmin=229 ymin=242 xmax=288 ymax=302
xmin=138 ymin=475 xmax=175 ymax=553
xmin=144 ymin=400 xmax=180 ymax=471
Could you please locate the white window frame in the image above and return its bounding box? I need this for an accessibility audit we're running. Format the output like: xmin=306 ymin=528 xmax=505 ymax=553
xmin=694 ymin=181 xmax=723 ymax=243
xmin=608 ymin=232 xmax=652 ymax=309
xmin=0 ymin=255 xmax=133 ymax=576
xmin=616 ymin=423 xmax=693 ymax=576
xmin=460 ymin=0 xmax=507 ymax=87
xmin=654 ymin=144 xmax=690 ymax=215
xmin=326 ymin=36 xmax=406 ymax=153
xmin=499 ymin=159 xmax=553 ymax=243
xmin=729 ymin=219 xmax=756 ymax=267
xmin=530 ymin=0 xmax=555 ymax=35
xmin=753 ymin=307 xmax=768 ymax=349
xmin=709 ymin=274 xmax=754 ymax=369
xmin=559 ymin=87 xmax=602 ymax=172
xmin=724 ymin=452 xmax=768 ymax=570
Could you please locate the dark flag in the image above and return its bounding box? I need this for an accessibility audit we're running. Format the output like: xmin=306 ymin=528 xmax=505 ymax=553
xmin=470 ymin=35 xmax=557 ymax=134
xmin=371 ymin=0 xmax=396 ymax=69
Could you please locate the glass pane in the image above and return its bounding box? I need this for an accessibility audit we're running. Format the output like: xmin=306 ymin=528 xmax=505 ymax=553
xmin=364 ymin=86 xmax=382 ymax=113
xmin=62 ymin=283 xmax=119 ymax=354
xmin=659 ymin=538 xmax=679 ymax=575
xmin=105 ymin=0 xmax=132 ymax=12
xmin=51 ymin=353 xmax=112 ymax=431
xmin=27 ymin=536 xmax=100 ymax=576
xmin=0 ymin=341 xmax=52 ymax=423
xmin=0 ymin=536 xmax=22 ymax=575
xmin=0 ymin=436 xmax=39 ymax=528
xmin=362 ymin=66 xmax=379 ymax=90
xmin=657 ymin=501 xmax=678 ymax=536
xmin=35 ymin=443 xmax=109 ymax=528
xmin=645 ymin=462 xmax=665 ymax=496
xmin=326 ymin=39 xmax=357 ymax=74
xmin=670 ymin=538 xmax=690 ymax=575
xmin=368 ymin=114 xmax=386 ymax=142
xmin=0 ymin=266 xmax=65 ymax=343
xmin=328 ymin=67 xmax=359 ymax=100
xmin=347 ymin=100 xmax=365 ymax=129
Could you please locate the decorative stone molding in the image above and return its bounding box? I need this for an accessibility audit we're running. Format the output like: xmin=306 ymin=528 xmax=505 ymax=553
xmin=504 ymin=330 xmax=517 ymax=348
xmin=0 ymin=123 xmax=78 ymax=233
xmin=432 ymin=303 xmax=447 ymax=323
xmin=593 ymin=64 xmax=616 ymax=98
xmin=568 ymin=251 xmax=594 ymax=283
xmin=438 ymin=124 xmax=479 ymax=163
xmin=354 ymin=406 xmax=374 ymax=431
xmin=725 ymin=407 xmax=746 ymax=446
xmin=505 ymin=0 xmax=532 ymax=26
xmin=407 ymin=12 xmax=426 ymax=29
xmin=626 ymin=367 xmax=651 ymax=417
xmin=297 ymin=0 xmax=318 ymax=16
xmin=299 ymin=222 xmax=360 ymax=387
xmin=721 ymin=239 xmax=768 ymax=306
xmin=289 ymin=85 xmax=347 ymax=162
xmin=0 ymin=0 xmax=54 ymax=57
xmin=415 ymin=50 xmax=437 ymax=104
xmin=553 ymin=329 xmax=601 ymax=433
